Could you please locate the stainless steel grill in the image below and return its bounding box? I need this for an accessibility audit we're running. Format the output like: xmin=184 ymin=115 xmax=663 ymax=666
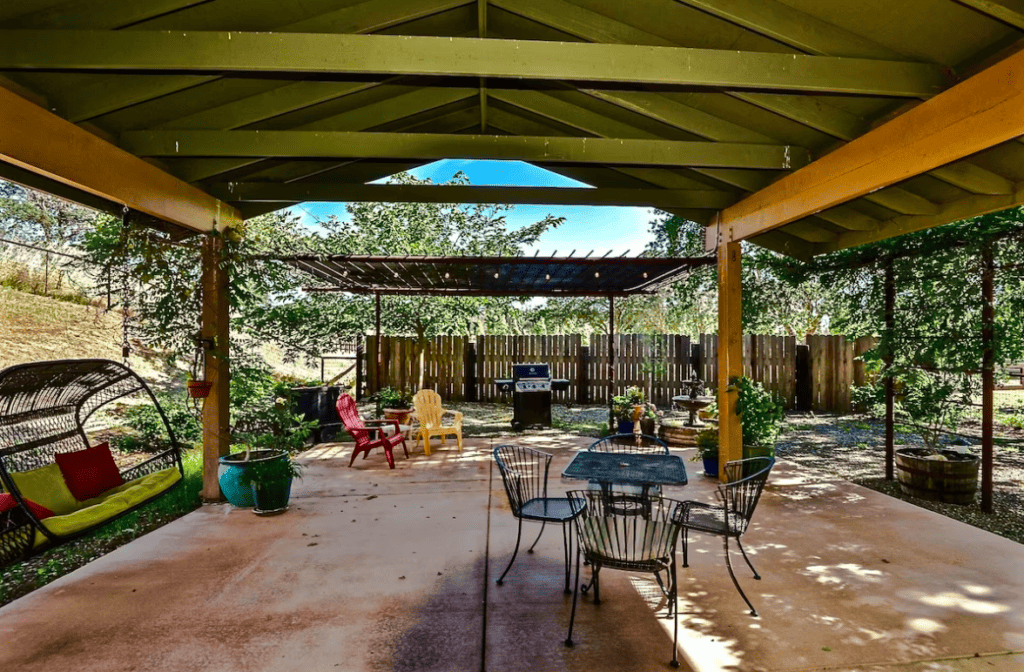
xmin=495 ymin=363 xmax=570 ymax=432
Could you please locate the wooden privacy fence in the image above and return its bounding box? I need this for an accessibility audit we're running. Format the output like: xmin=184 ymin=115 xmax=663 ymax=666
xmin=365 ymin=334 xmax=878 ymax=413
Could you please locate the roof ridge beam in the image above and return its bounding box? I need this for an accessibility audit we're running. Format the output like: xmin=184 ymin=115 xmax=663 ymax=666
xmin=0 ymin=30 xmax=948 ymax=98
xmin=122 ymin=129 xmax=809 ymax=169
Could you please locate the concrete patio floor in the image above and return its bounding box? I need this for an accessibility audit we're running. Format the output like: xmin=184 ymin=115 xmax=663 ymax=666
xmin=1 ymin=435 xmax=1023 ymax=672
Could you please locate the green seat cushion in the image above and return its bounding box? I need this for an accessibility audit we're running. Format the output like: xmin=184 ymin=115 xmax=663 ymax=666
xmin=11 ymin=463 xmax=80 ymax=516
xmin=77 ymin=467 xmax=181 ymax=508
xmin=34 ymin=468 xmax=181 ymax=548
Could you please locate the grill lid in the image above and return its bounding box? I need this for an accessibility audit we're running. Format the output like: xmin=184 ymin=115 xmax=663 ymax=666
xmin=512 ymin=363 xmax=550 ymax=381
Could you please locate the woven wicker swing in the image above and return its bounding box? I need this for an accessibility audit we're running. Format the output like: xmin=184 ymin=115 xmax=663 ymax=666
xmin=0 ymin=359 xmax=184 ymax=566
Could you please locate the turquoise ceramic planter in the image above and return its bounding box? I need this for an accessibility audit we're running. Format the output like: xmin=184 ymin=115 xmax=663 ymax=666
xmin=218 ymin=450 xmax=287 ymax=508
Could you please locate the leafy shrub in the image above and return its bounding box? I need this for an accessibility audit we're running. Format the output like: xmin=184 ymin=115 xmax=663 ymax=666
xmin=732 ymin=376 xmax=785 ymax=449
xmin=111 ymin=394 xmax=201 ymax=452
xmin=693 ymin=428 xmax=719 ymax=461
xmin=611 ymin=386 xmax=646 ymax=421
xmin=230 ymin=365 xmax=317 ymax=454
xmin=371 ymin=386 xmax=413 ymax=410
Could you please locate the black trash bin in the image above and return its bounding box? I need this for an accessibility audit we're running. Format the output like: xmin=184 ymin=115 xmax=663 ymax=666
xmin=291 ymin=386 xmax=346 ymax=443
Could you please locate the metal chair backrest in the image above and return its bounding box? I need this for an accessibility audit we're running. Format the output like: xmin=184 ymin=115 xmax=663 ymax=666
xmin=568 ymin=489 xmax=684 ymax=572
xmin=588 ymin=433 xmax=669 ymax=455
xmin=493 ymin=445 xmax=551 ymax=519
xmin=718 ymin=457 xmax=775 ymax=537
xmin=335 ymin=394 xmax=370 ymax=445
xmin=412 ymin=389 xmax=445 ymax=429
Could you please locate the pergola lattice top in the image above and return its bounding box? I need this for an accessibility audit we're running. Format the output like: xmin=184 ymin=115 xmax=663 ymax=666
xmin=282 ymin=255 xmax=713 ymax=297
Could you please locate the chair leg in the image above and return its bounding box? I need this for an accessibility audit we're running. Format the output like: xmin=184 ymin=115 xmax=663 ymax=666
xmin=723 ymin=536 xmax=758 ymax=616
xmin=681 ymin=527 xmax=689 ymax=568
xmin=384 ymin=446 xmax=395 ymax=469
xmin=348 ymin=445 xmax=364 ymax=467
xmin=736 ymin=538 xmax=760 ymax=580
xmin=565 ymin=547 xmax=581 ymax=647
xmin=561 ymin=522 xmax=572 ymax=594
xmin=670 ymin=554 xmax=680 ymax=668
xmin=496 ymin=517 xmax=523 ymax=586
xmin=457 ymin=430 xmax=463 ymax=451
xmin=399 ymin=438 xmax=409 ymax=459
xmin=423 ymin=433 xmax=431 ymax=457
xmin=592 ymin=566 xmax=601 ymax=605
xmin=527 ymin=521 xmax=546 ymax=554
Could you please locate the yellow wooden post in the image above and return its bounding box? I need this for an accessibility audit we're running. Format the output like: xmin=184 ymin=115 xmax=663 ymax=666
xmin=201 ymin=234 xmax=231 ymax=502
xmin=717 ymin=240 xmax=743 ymax=475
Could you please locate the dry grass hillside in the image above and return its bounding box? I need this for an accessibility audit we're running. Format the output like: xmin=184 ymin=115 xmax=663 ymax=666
xmin=0 ymin=286 xmax=319 ymax=384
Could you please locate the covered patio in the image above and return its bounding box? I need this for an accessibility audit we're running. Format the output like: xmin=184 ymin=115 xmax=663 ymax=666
xmin=2 ymin=438 xmax=1022 ymax=671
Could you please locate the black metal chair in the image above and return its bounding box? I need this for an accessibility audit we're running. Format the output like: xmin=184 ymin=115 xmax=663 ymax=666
xmin=678 ymin=456 xmax=775 ymax=616
xmin=564 ymin=489 xmax=685 ymax=668
xmin=493 ymin=445 xmax=583 ymax=593
xmin=588 ymin=433 xmax=669 ymax=514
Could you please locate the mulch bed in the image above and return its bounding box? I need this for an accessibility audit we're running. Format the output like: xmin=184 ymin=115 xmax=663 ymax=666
xmin=777 ymin=413 xmax=1024 ymax=545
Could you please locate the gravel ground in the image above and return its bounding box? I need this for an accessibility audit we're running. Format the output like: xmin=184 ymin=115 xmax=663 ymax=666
xmin=777 ymin=413 xmax=1024 ymax=545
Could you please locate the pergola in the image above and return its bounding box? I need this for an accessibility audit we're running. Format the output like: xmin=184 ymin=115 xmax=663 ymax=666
xmin=1 ymin=1 xmax=1023 ymax=498
xmin=280 ymin=253 xmax=713 ymax=422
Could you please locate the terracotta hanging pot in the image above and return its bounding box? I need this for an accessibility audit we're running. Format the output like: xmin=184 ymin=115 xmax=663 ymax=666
xmin=188 ymin=380 xmax=213 ymax=398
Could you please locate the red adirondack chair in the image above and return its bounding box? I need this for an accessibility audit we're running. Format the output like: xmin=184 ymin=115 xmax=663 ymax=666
xmin=335 ymin=394 xmax=409 ymax=469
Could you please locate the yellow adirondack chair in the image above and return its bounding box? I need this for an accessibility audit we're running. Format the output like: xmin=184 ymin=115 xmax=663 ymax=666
xmin=411 ymin=389 xmax=464 ymax=456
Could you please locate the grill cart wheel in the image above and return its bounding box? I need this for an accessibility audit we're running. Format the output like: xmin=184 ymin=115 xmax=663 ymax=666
xmin=512 ymin=421 xmax=524 ymax=432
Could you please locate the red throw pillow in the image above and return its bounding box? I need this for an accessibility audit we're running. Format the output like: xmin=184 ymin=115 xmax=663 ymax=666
xmin=54 ymin=442 xmax=124 ymax=501
xmin=0 ymin=493 xmax=55 ymax=520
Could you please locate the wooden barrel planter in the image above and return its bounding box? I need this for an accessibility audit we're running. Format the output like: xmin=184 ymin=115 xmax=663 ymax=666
xmin=895 ymin=448 xmax=979 ymax=505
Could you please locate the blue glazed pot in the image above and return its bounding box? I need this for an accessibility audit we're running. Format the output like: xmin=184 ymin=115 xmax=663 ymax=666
xmin=218 ymin=450 xmax=288 ymax=508
xmin=702 ymin=456 xmax=719 ymax=478
xmin=617 ymin=420 xmax=635 ymax=434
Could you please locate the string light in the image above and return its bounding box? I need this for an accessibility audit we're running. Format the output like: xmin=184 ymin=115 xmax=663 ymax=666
xmin=594 ymin=272 xmax=600 ymax=278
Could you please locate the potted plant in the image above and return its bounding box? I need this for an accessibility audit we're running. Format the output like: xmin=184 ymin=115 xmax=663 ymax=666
xmin=692 ymin=427 xmax=719 ymax=477
xmin=893 ymin=369 xmax=980 ymax=504
xmin=372 ymin=386 xmax=414 ymax=424
xmin=237 ymin=451 xmax=305 ymax=515
xmin=733 ymin=376 xmax=785 ymax=460
xmin=187 ymin=376 xmax=213 ymax=399
xmin=612 ymin=386 xmax=646 ymax=434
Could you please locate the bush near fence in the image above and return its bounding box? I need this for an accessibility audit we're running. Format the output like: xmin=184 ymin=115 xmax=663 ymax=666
xmin=364 ymin=334 xmax=878 ymax=414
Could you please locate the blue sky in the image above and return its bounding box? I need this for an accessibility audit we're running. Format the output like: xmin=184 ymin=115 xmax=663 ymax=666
xmin=289 ymin=159 xmax=658 ymax=255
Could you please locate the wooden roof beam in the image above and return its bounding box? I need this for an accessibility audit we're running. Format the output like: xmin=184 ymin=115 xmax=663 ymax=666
xmin=211 ymin=182 xmax=734 ymax=209
xmin=0 ymin=86 xmax=236 ymax=233
xmin=121 ymin=130 xmax=809 ymax=169
xmin=710 ymin=48 xmax=1024 ymax=249
xmin=0 ymin=30 xmax=948 ymax=97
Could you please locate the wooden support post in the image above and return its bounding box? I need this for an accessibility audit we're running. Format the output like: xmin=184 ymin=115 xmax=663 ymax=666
xmin=608 ymin=295 xmax=616 ymax=431
xmin=578 ymin=344 xmax=590 ymax=404
xmin=201 ymin=234 xmax=230 ymax=502
xmin=717 ymin=241 xmax=743 ymax=475
xmin=374 ymin=291 xmax=381 ymax=394
xmin=981 ymin=243 xmax=995 ymax=513
xmin=884 ymin=261 xmax=896 ymax=481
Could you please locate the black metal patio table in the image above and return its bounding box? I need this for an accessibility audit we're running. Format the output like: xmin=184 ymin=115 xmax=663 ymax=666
xmin=561 ymin=452 xmax=688 ymax=491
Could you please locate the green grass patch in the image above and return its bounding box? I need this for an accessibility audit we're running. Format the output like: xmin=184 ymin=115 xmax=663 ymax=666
xmin=1 ymin=450 xmax=202 ymax=606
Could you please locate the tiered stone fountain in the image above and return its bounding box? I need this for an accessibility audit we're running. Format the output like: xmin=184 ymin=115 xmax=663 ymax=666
xmin=659 ymin=378 xmax=716 ymax=447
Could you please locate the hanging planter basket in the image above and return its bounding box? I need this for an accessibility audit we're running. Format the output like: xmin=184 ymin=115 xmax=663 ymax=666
xmin=187 ymin=379 xmax=213 ymax=398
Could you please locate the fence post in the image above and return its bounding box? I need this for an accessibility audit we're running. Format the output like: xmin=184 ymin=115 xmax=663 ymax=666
xmin=355 ymin=342 xmax=364 ymax=400
xmin=465 ymin=340 xmax=477 ymax=402
xmin=578 ymin=345 xmax=590 ymax=404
